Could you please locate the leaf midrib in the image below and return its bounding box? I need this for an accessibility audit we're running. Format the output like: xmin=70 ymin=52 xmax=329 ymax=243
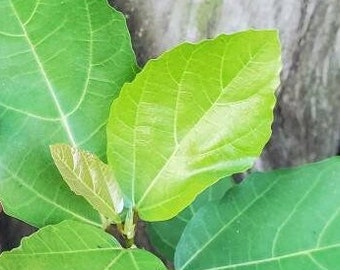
xmin=136 ymin=38 xmax=271 ymax=209
xmin=9 ymin=1 xmax=77 ymax=146
xmin=177 ymin=176 xmax=281 ymax=270
xmin=178 ymin=167 xmax=333 ymax=270
xmin=58 ymin=148 xmax=120 ymax=222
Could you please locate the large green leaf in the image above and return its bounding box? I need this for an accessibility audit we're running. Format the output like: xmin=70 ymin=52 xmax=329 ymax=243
xmin=0 ymin=220 xmax=166 ymax=270
xmin=50 ymin=144 xmax=124 ymax=224
xmin=0 ymin=0 xmax=137 ymax=227
xmin=175 ymin=157 xmax=340 ymax=270
xmin=147 ymin=176 xmax=233 ymax=261
xmin=107 ymin=30 xmax=281 ymax=221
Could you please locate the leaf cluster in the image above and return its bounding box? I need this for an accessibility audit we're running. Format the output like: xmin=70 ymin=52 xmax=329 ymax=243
xmin=0 ymin=1 xmax=339 ymax=269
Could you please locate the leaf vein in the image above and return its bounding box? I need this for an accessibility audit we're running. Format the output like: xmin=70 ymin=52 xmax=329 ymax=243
xmin=9 ymin=1 xmax=77 ymax=146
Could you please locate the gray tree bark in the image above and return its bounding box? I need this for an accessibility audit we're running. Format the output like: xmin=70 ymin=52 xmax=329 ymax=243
xmin=113 ymin=0 xmax=340 ymax=169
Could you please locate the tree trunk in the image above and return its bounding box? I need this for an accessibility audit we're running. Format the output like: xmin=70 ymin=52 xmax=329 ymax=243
xmin=112 ymin=0 xmax=340 ymax=169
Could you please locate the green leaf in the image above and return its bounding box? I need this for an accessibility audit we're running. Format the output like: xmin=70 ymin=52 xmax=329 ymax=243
xmin=50 ymin=144 xmax=123 ymax=224
xmin=0 ymin=0 xmax=137 ymax=227
xmin=107 ymin=30 xmax=281 ymax=221
xmin=147 ymin=176 xmax=233 ymax=261
xmin=0 ymin=220 xmax=166 ymax=270
xmin=175 ymin=157 xmax=340 ymax=270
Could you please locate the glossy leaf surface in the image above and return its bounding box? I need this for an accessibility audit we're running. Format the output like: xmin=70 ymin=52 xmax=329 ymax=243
xmin=50 ymin=144 xmax=124 ymax=224
xmin=107 ymin=30 xmax=281 ymax=221
xmin=0 ymin=220 xmax=166 ymax=270
xmin=0 ymin=0 xmax=137 ymax=227
xmin=147 ymin=176 xmax=233 ymax=261
xmin=175 ymin=157 xmax=340 ymax=270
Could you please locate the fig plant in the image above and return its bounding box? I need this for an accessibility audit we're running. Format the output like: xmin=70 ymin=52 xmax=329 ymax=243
xmin=1 ymin=1 xmax=339 ymax=269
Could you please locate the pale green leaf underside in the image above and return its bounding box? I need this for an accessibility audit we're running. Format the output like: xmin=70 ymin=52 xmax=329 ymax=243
xmin=50 ymin=144 xmax=124 ymax=224
xmin=175 ymin=157 xmax=340 ymax=270
xmin=0 ymin=0 xmax=137 ymax=227
xmin=107 ymin=30 xmax=281 ymax=221
xmin=147 ymin=176 xmax=233 ymax=261
xmin=0 ymin=220 xmax=166 ymax=270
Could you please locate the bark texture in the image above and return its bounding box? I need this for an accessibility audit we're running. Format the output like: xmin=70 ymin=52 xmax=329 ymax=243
xmin=113 ymin=0 xmax=340 ymax=169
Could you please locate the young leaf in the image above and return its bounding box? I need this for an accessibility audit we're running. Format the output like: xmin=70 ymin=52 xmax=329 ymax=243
xmin=147 ymin=176 xmax=233 ymax=261
xmin=175 ymin=157 xmax=340 ymax=270
xmin=0 ymin=220 xmax=166 ymax=270
xmin=0 ymin=1 xmax=137 ymax=227
xmin=50 ymin=144 xmax=123 ymax=224
xmin=107 ymin=30 xmax=281 ymax=221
